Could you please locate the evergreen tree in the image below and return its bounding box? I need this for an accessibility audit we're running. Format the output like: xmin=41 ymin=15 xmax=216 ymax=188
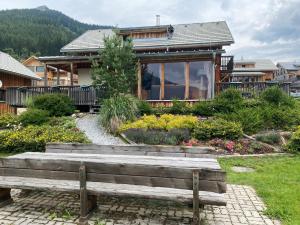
xmin=92 ymin=36 xmax=137 ymax=97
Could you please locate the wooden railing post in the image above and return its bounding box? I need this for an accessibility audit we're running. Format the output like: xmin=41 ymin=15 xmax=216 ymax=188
xmin=193 ymin=170 xmax=200 ymax=225
xmin=79 ymin=162 xmax=88 ymax=225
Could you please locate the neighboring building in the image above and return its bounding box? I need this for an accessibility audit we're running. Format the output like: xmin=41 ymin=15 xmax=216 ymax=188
xmin=0 ymin=51 xmax=41 ymax=114
xmin=230 ymin=59 xmax=278 ymax=82
xmin=276 ymin=62 xmax=300 ymax=93
xmin=39 ymin=21 xmax=234 ymax=103
xmin=22 ymin=56 xmax=78 ymax=86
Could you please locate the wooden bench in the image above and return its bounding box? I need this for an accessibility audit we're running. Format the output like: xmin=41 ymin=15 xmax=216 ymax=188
xmin=46 ymin=143 xmax=218 ymax=158
xmin=0 ymin=152 xmax=226 ymax=225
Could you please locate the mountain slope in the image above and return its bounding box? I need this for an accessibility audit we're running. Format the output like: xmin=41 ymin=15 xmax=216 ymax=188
xmin=0 ymin=6 xmax=110 ymax=59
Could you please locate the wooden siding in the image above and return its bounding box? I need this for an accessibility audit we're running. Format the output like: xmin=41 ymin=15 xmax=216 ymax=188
xmin=0 ymin=72 xmax=32 ymax=88
xmin=0 ymin=103 xmax=16 ymax=114
xmin=129 ymin=31 xmax=167 ymax=39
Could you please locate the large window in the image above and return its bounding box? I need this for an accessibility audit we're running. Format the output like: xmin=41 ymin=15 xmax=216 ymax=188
xmin=36 ymin=66 xmax=45 ymax=72
xmin=141 ymin=63 xmax=161 ymax=100
xmin=141 ymin=61 xmax=213 ymax=100
xmin=164 ymin=62 xmax=185 ymax=100
xmin=189 ymin=61 xmax=212 ymax=99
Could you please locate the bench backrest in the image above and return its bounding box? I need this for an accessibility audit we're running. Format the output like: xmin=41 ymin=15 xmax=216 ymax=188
xmin=0 ymin=152 xmax=226 ymax=193
xmin=46 ymin=143 xmax=216 ymax=158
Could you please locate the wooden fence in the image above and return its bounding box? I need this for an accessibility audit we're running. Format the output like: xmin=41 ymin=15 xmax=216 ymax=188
xmin=216 ymin=82 xmax=291 ymax=97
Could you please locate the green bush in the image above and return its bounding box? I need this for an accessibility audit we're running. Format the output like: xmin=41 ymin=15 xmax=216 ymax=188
xmin=137 ymin=100 xmax=153 ymax=116
xmin=256 ymin=132 xmax=281 ymax=145
xmin=287 ymin=126 xmax=300 ymax=152
xmin=169 ymin=100 xmax=190 ymax=115
xmin=260 ymin=106 xmax=300 ymax=130
xmin=19 ymin=109 xmax=50 ymax=126
xmin=260 ymin=86 xmax=294 ymax=107
xmin=214 ymin=88 xmax=244 ymax=113
xmin=31 ymin=94 xmax=75 ymax=117
xmin=193 ymin=118 xmax=243 ymax=140
xmin=0 ymin=114 xmax=19 ymax=129
xmin=100 ymin=94 xmax=138 ymax=133
xmin=124 ymin=128 xmax=190 ymax=145
xmin=220 ymin=108 xmax=263 ymax=135
xmin=0 ymin=125 xmax=90 ymax=153
xmin=192 ymin=101 xmax=215 ymax=116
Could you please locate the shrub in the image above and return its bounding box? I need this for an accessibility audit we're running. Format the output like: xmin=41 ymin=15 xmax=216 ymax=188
xmin=19 ymin=109 xmax=50 ymax=126
xmin=100 ymin=94 xmax=138 ymax=133
xmin=287 ymin=126 xmax=300 ymax=152
xmin=137 ymin=100 xmax=153 ymax=116
xmin=0 ymin=114 xmax=19 ymax=129
xmin=192 ymin=101 xmax=215 ymax=116
xmin=256 ymin=132 xmax=281 ymax=145
xmin=119 ymin=114 xmax=198 ymax=132
xmin=192 ymin=118 xmax=243 ymax=140
xmin=31 ymin=94 xmax=75 ymax=117
xmin=260 ymin=86 xmax=294 ymax=107
xmin=124 ymin=128 xmax=191 ymax=145
xmin=219 ymin=108 xmax=263 ymax=135
xmin=169 ymin=100 xmax=190 ymax=114
xmin=0 ymin=125 xmax=90 ymax=153
xmin=214 ymin=88 xmax=244 ymax=113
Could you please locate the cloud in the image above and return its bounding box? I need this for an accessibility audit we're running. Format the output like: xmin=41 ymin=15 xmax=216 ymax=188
xmin=0 ymin=0 xmax=299 ymax=61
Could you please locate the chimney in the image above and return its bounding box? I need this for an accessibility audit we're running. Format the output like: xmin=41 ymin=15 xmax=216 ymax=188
xmin=156 ymin=15 xmax=160 ymax=26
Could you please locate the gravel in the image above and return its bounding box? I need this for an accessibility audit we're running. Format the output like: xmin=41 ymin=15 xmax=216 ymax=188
xmin=76 ymin=114 xmax=125 ymax=145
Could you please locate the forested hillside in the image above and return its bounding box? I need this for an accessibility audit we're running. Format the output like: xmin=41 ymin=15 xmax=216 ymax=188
xmin=0 ymin=6 xmax=110 ymax=60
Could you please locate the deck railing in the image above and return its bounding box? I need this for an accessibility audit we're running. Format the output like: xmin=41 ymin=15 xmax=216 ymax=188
xmin=216 ymin=82 xmax=291 ymax=98
xmin=0 ymin=89 xmax=6 ymax=102
xmin=5 ymin=86 xmax=105 ymax=107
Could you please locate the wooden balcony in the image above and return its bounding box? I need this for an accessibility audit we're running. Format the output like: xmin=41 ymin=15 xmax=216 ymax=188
xmin=5 ymin=86 xmax=105 ymax=107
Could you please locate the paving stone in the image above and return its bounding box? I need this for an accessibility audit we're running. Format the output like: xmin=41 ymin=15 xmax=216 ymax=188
xmin=0 ymin=185 xmax=281 ymax=225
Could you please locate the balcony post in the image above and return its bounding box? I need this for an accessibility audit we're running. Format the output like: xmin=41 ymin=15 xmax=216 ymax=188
xmin=57 ymin=68 xmax=60 ymax=86
xmin=44 ymin=63 xmax=48 ymax=86
xmin=70 ymin=63 xmax=74 ymax=86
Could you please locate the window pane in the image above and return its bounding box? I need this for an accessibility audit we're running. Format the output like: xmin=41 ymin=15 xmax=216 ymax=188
xmin=27 ymin=66 xmax=35 ymax=72
xmin=164 ymin=62 xmax=185 ymax=100
xmin=36 ymin=66 xmax=45 ymax=72
xmin=189 ymin=61 xmax=212 ymax=99
xmin=141 ymin=63 xmax=161 ymax=100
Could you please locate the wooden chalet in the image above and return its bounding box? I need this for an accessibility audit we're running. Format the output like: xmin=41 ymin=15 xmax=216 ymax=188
xmin=0 ymin=51 xmax=41 ymax=114
xmin=5 ymin=21 xmax=236 ymax=109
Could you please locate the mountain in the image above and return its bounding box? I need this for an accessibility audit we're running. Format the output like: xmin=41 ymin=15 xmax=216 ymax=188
xmin=0 ymin=6 xmax=111 ymax=60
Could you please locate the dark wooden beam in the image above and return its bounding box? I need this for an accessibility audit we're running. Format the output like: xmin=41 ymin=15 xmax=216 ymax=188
xmin=44 ymin=64 xmax=48 ymax=86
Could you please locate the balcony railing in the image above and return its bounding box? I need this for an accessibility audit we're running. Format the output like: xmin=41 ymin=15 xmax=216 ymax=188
xmin=5 ymin=86 xmax=106 ymax=107
xmin=216 ymin=82 xmax=291 ymax=98
xmin=221 ymin=56 xmax=234 ymax=73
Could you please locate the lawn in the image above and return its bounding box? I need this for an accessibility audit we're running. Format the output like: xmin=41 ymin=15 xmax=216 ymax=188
xmin=219 ymin=155 xmax=300 ymax=225
xmin=0 ymin=153 xmax=13 ymax=158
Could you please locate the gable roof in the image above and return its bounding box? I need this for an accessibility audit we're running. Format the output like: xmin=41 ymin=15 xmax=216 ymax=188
xmin=234 ymin=59 xmax=278 ymax=72
xmin=0 ymin=52 xmax=41 ymax=80
xmin=277 ymin=62 xmax=300 ymax=71
xmin=61 ymin=21 xmax=234 ymax=53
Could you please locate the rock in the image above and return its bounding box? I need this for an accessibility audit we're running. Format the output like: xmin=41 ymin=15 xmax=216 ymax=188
xmin=232 ymin=166 xmax=255 ymax=173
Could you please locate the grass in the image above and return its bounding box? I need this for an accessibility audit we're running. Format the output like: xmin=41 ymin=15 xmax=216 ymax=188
xmin=0 ymin=153 xmax=14 ymax=158
xmin=219 ymin=155 xmax=300 ymax=225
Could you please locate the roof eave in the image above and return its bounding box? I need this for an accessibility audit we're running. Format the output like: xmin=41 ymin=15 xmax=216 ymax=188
xmin=0 ymin=68 xmax=42 ymax=81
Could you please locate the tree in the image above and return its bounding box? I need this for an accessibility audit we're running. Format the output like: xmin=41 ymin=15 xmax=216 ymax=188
xmin=92 ymin=36 xmax=137 ymax=98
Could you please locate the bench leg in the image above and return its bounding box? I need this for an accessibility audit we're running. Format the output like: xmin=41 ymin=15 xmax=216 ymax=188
xmin=0 ymin=188 xmax=13 ymax=207
xmin=193 ymin=171 xmax=200 ymax=225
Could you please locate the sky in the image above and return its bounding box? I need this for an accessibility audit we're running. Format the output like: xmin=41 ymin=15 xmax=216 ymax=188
xmin=0 ymin=0 xmax=299 ymax=62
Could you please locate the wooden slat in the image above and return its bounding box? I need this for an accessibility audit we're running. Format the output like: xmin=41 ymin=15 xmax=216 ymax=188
xmin=0 ymin=176 xmax=226 ymax=206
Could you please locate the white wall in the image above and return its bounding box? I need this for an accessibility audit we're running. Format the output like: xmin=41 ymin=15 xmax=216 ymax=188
xmin=77 ymin=68 xmax=93 ymax=85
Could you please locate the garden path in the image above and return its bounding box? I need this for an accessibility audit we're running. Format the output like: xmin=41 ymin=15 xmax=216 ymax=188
xmin=76 ymin=114 xmax=124 ymax=145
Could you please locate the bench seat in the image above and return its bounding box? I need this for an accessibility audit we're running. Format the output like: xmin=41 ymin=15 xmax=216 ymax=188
xmin=0 ymin=176 xmax=226 ymax=206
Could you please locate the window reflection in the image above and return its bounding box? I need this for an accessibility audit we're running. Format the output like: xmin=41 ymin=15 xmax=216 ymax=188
xmin=190 ymin=61 xmax=212 ymax=99
xmin=141 ymin=63 xmax=160 ymax=100
xmin=164 ymin=62 xmax=185 ymax=100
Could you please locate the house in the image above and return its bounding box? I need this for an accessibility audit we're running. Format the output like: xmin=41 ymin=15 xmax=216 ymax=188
xmin=39 ymin=21 xmax=234 ymax=104
xmin=276 ymin=62 xmax=300 ymax=93
xmin=0 ymin=51 xmax=41 ymax=114
xmin=22 ymin=56 xmax=78 ymax=86
xmin=230 ymin=59 xmax=278 ymax=82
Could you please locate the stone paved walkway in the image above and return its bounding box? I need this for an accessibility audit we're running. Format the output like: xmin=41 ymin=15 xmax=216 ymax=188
xmin=0 ymin=185 xmax=280 ymax=225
